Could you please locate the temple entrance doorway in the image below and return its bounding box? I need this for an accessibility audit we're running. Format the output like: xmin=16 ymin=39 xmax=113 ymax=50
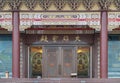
xmin=29 ymin=45 xmax=90 ymax=78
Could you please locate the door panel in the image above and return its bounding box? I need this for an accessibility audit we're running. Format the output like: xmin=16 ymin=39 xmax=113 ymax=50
xmin=30 ymin=46 xmax=42 ymax=78
xmin=44 ymin=46 xmax=75 ymax=77
xmin=45 ymin=47 xmax=59 ymax=77
xmin=77 ymin=47 xmax=90 ymax=78
xmin=62 ymin=47 xmax=74 ymax=77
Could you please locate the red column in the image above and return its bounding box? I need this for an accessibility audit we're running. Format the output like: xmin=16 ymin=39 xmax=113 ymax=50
xmin=100 ymin=11 xmax=108 ymax=78
xmin=12 ymin=12 xmax=20 ymax=78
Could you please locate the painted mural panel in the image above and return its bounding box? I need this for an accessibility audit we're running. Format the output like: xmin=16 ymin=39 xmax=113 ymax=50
xmin=108 ymin=35 xmax=120 ymax=78
xmin=0 ymin=35 xmax=12 ymax=78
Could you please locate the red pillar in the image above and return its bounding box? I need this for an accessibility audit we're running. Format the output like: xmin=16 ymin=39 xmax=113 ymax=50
xmin=100 ymin=11 xmax=108 ymax=78
xmin=12 ymin=11 xmax=20 ymax=78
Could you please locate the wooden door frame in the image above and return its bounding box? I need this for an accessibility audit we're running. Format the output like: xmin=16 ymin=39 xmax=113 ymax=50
xmin=27 ymin=45 xmax=92 ymax=78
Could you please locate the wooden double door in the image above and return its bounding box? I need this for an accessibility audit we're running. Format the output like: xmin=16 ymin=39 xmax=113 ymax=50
xmin=43 ymin=46 xmax=76 ymax=77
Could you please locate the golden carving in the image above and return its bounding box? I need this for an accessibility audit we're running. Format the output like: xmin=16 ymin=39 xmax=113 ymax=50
xmin=52 ymin=35 xmax=59 ymax=42
xmin=75 ymin=35 xmax=81 ymax=42
xmin=63 ymin=35 xmax=69 ymax=42
xmin=40 ymin=35 xmax=48 ymax=42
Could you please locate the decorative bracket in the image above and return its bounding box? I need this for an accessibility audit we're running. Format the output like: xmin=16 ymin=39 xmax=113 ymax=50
xmin=39 ymin=0 xmax=51 ymax=10
xmin=0 ymin=0 xmax=5 ymax=10
xmin=54 ymin=0 xmax=66 ymax=10
xmin=68 ymin=0 xmax=80 ymax=10
xmin=25 ymin=0 xmax=36 ymax=10
xmin=98 ymin=0 xmax=111 ymax=10
xmin=8 ymin=0 xmax=21 ymax=10
xmin=114 ymin=0 xmax=120 ymax=10
xmin=83 ymin=0 xmax=94 ymax=10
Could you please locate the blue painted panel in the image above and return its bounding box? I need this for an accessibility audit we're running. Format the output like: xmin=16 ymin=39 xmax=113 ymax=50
xmin=108 ymin=35 xmax=120 ymax=78
xmin=0 ymin=35 xmax=12 ymax=78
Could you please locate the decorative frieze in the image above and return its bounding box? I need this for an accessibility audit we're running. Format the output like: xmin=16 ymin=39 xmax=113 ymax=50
xmin=0 ymin=0 xmax=119 ymax=11
xmin=20 ymin=12 xmax=100 ymax=26
xmin=0 ymin=12 xmax=12 ymax=31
